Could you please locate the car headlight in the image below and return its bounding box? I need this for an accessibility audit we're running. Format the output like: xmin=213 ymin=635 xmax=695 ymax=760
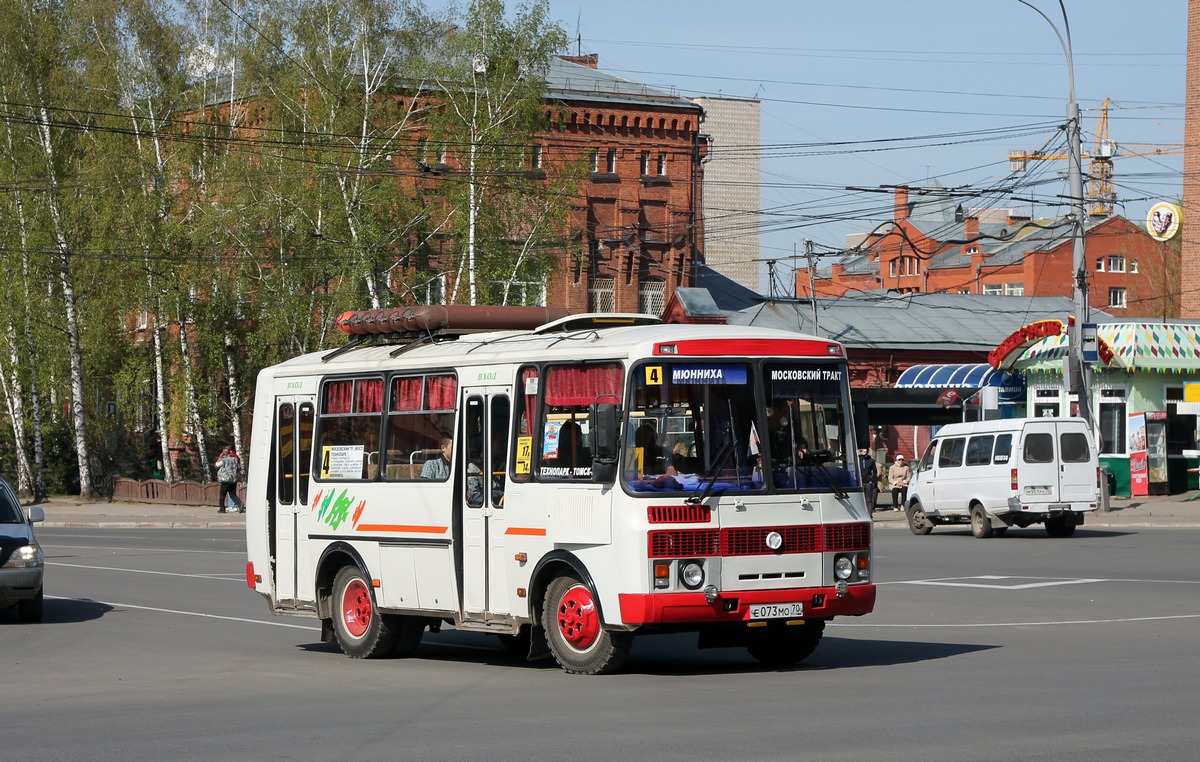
xmin=2 ymin=544 xmax=43 ymax=569
xmin=834 ymin=555 xmax=854 ymax=581
xmin=679 ymin=560 xmax=705 ymax=589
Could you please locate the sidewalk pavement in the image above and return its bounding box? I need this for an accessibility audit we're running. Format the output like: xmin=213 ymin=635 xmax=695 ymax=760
xmin=23 ymin=490 xmax=1200 ymax=529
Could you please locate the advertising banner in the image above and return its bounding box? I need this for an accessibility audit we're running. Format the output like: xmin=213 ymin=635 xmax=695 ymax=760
xmin=1128 ymin=412 xmax=1148 ymax=497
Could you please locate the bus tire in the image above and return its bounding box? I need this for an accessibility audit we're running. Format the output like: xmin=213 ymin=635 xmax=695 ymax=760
xmin=907 ymin=502 xmax=934 ymax=535
xmin=542 ymin=575 xmax=631 ymax=675
xmin=747 ymin=619 xmax=825 ymax=668
xmin=971 ymin=504 xmax=993 ymax=539
xmin=331 ymin=565 xmax=398 ymax=659
xmin=1045 ymin=514 xmax=1077 ymax=538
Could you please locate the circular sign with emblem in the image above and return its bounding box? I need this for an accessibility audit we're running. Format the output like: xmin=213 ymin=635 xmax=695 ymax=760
xmin=1146 ymin=202 xmax=1181 ymax=241
xmin=765 ymin=531 xmax=783 ymax=551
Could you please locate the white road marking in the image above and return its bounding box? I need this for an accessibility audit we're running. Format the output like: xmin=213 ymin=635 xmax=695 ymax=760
xmin=908 ymin=577 xmax=1105 ymax=590
xmin=47 ymin=595 xmax=319 ymax=630
xmin=47 ymin=544 xmax=243 ymax=555
xmin=49 ymin=561 xmax=241 ymax=581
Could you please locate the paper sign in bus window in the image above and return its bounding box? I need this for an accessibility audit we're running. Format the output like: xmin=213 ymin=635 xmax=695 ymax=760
xmin=321 ymin=445 xmax=365 ymax=479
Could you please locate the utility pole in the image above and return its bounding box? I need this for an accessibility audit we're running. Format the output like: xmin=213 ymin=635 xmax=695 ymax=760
xmin=804 ymin=239 xmax=820 ymax=337
xmin=1021 ymin=0 xmax=1092 ymax=430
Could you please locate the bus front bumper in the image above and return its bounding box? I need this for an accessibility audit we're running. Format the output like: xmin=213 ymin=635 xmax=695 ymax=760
xmin=618 ymin=583 xmax=876 ymax=626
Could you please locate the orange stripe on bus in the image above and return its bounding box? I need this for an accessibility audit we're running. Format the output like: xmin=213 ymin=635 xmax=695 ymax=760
xmin=356 ymin=524 xmax=449 ymax=534
xmin=505 ymin=527 xmax=547 ymax=536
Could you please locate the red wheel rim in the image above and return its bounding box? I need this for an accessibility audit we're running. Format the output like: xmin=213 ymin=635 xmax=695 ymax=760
xmin=340 ymin=577 xmax=371 ymax=638
xmin=556 ymin=583 xmax=600 ymax=651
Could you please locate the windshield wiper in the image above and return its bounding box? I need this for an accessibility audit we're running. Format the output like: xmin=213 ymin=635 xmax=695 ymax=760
xmin=685 ymin=439 xmax=736 ymax=505
xmin=800 ymin=449 xmax=850 ymax=500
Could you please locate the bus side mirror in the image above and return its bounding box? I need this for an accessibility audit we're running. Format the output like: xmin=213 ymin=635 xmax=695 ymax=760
xmin=853 ymin=397 xmax=870 ymax=450
xmin=589 ymin=401 xmax=619 ymax=485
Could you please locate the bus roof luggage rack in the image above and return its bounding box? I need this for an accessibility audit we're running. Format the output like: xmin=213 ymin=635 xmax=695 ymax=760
xmin=323 ymin=305 xmax=576 ymax=362
xmin=533 ymin=313 xmax=661 ymax=334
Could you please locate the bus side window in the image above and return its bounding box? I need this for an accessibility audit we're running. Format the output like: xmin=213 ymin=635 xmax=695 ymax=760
xmin=316 ymin=377 xmax=384 ymax=480
xmin=384 ymin=374 xmax=457 ymax=480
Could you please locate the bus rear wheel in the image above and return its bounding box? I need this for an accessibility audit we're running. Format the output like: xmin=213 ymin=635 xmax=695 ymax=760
xmin=542 ymin=575 xmax=631 ymax=675
xmin=747 ymin=619 xmax=825 ymax=668
xmin=332 ymin=565 xmax=399 ymax=659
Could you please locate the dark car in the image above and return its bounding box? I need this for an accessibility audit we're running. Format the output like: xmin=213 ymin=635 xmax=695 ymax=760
xmin=0 ymin=479 xmax=43 ymax=623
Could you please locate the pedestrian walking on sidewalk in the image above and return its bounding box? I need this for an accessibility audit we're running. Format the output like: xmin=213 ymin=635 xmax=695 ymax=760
xmin=216 ymin=446 xmax=244 ymax=513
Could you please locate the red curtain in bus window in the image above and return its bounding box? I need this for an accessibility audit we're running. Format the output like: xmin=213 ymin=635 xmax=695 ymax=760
xmin=354 ymin=378 xmax=384 ymax=413
xmin=324 ymin=380 xmax=353 ymax=414
xmin=426 ymin=375 xmax=457 ymax=411
xmin=545 ymin=364 xmax=624 ymax=407
xmin=521 ymin=367 xmax=539 ymax=436
xmin=392 ymin=377 xmax=423 ymax=412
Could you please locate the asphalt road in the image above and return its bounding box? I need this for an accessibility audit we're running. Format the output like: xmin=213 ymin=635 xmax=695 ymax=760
xmin=4 ymin=525 xmax=1199 ymax=761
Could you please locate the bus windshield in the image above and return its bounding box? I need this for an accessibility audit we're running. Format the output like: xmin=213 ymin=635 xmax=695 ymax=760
xmin=623 ymin=360 xmax=859 ymax=496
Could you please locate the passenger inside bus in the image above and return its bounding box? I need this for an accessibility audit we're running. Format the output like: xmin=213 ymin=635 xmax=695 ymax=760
xmin=420 ymin=432 xmax=452 ymax=480
xmin=633 ymin=423 xmax=669 ymax=476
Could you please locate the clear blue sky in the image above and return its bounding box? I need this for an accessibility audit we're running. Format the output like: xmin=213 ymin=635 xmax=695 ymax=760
xmin=533 ymin=0 xmax=1187 ymax=292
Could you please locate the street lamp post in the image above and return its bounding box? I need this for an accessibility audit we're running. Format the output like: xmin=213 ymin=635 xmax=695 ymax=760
xmin=1019 ymin=0 xmax=1093 ymax=429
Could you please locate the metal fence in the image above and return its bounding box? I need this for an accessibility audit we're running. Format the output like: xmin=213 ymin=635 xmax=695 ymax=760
xmin=112 ymin=477 xmax=245 ymax=506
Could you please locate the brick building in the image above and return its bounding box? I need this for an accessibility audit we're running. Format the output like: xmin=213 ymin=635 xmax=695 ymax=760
xmin=1183 ymin=0 xmax=1200 ymax=317
xmin=800 ymin=184 xmax=1176 ymax=318
xmin=543 ymin=55 xmax=706 ymax=314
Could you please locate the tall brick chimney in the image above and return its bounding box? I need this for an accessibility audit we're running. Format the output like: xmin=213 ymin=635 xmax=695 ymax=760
xmin=894 ymin=186 xmax=910 ymax=222
xmin=962 ymin=216 xmax=979 ymax=255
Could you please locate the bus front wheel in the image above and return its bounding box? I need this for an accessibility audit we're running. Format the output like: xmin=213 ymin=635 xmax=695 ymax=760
xmin=542 ymin=575 xmax=631 ymax=675
xmin=331 ymin=565 xmax=400 ymax=659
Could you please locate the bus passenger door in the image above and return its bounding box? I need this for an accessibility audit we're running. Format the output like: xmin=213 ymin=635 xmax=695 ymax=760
xmin=461 ymin=391 xmax=511 ymax=618
xmin=272 ymin=396 xmax=315 ymax=607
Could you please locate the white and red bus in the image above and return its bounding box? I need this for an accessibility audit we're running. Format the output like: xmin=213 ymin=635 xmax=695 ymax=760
xmin=245 ymin=306 xmax=876 ymax=674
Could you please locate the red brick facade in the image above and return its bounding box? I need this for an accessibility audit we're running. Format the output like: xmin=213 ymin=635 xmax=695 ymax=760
xmin=543 ymin=89 xmax=705 ymax=313
xmin=1183 ymin=0 xmax=1200 ymax=317
xmin=801 ymin=187 xmax=1176 ymax=318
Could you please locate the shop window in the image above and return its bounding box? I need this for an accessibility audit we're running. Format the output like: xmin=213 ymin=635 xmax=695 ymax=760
xmin=1033 ymin=387 xmax=1060 ymax=419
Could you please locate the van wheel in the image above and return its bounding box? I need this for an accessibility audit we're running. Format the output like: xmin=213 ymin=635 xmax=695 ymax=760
xmin=1045 ymin=514 xmax=1078 ymax=538
xmin=907 ymin=502 xmax=934 ymax=535
xmin=970 ymin=505 xmax=994 ymax=539
xmin=542 ymin=575 xmax=631 ymax=675
xmin=331 ymin=565 xmax=399 ymax=659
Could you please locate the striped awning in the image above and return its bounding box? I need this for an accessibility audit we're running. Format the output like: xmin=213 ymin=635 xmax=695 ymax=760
xmin=895 ymin=363 xmax=999 ymax=388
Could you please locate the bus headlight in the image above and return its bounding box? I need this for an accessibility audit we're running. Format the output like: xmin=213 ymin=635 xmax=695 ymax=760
xmin=834 ymin=555 xmax=854 ymax=581
xmin=679 ymin=560 xmax=705 ymax=589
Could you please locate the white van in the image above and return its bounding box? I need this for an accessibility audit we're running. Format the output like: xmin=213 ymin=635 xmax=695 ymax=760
xmin=905 ymin=417 xmax=1099 ymax=538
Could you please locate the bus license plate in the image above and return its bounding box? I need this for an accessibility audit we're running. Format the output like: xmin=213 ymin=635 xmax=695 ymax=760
xmin=749 ymin=602 xmax=803 ymax=620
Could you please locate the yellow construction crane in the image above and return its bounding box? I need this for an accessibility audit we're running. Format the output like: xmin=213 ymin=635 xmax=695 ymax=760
xmin=1008 ymin=98 xmax=1182 ymax=217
